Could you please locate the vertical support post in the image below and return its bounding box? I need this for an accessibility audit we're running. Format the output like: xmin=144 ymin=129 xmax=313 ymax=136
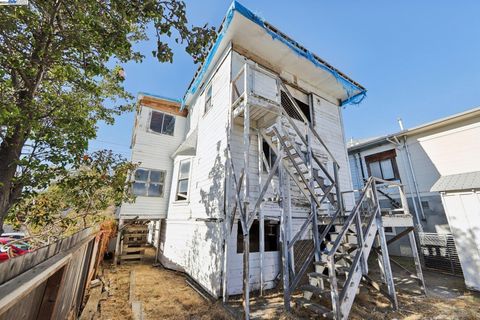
xmin=408 ymin=229 xmax=427 ymax=294
xmin=307 ymin=94 xmax=321 ymax=261
xmin=257 ymin=132 xmax=265 ymax=296
xmin=375 ymin=208 xmax=398 ymax=309
xmin=242 ymin=63 xmax=251 ymax=320
xmin=114 ymin=218 xmax=124 ymax=266
xmin=277 ymin=118 xmax=291 ymax=311
xmin=355 ymin=213 xmax=368 ymax=275
xmin=333 ymin=163 xmax=344 ymax=216
xmin=223 ymin=158 xmax=231 ymax=303
xmin=155 ymin=219 xmax=162 ymax=264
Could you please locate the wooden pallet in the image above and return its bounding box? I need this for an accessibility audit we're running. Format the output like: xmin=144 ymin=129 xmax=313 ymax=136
xmin=120 ymin=224 xmax=149 ymax=264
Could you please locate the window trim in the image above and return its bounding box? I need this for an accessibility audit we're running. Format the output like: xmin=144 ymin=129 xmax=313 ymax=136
xmin=148 ymin=110 xmax=176 ymax=136
xmin=365 ymin=149 xmax=400 ymax=182
xmin=384 ymin=226 xmax=397 ymax=236
xmin=204 ymin=83 xmax=213 ymax=115
xmin=132 ymin=168 xmax=167 ymax=198
xmin=175 ymin=159 xmax=191 ymax=202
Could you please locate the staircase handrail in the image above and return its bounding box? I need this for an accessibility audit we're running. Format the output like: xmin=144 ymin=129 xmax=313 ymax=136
xmin=327 ymin=177 xmax=375 ymax=256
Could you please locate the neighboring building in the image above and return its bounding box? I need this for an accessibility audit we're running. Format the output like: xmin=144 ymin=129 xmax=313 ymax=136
xmin=119 ymin=2 xmax=421 ymax=318
xmin=348 ymin=107 xmax=480 ymax=289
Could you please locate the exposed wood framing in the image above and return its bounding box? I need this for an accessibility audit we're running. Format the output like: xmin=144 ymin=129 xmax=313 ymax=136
xmin=138 ymin=96 xmax=187 ymax=117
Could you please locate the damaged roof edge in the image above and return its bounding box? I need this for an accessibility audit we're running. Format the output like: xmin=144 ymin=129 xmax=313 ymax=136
xmin=181 ymin=0 xmax=366 ymax=110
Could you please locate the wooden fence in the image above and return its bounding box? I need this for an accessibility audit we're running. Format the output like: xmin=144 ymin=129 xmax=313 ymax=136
xmin=0 ymin=227 xmax=110 ymax=320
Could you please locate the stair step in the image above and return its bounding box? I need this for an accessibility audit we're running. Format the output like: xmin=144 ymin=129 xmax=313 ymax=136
xmin=308 ymin=272 xmax=329 ymax=280
xmin=296 ymin=298 xmax=333 ymax=318
xmin=300 ymin=284 xmax=331 ymax=297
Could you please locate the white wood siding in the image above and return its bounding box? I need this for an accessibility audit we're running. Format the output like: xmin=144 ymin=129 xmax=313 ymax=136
xmin=418 ymin=122 xmax=480 ymax=176
xmin=120 ymin=106 xmax=186 ymax=219
xmin=441 ymin=191 xmax=480 ymax=291
xmin=312 ymin=95 xmax=355 ymax=210
xmin=159 ymin=51 xmax=232 ymax=297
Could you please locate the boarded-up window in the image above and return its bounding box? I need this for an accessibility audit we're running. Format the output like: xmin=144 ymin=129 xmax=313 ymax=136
xmin=365 ymin=149 xmax=400 ymax=181
xmin=175 ymin=159 xmax=191 ymax=201
xmin=150 ymin=111 xmax=175 ymax=135
xmin=133 ymin=168 xmax=166 ymax=197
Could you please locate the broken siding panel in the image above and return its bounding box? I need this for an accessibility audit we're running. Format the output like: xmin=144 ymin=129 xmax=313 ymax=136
xmin=120 ymin=106 xmax=186 ymax=219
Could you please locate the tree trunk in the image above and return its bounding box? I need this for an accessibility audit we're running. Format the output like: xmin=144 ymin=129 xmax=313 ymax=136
xmin=0 ymin=127 xmax=26 ymax=234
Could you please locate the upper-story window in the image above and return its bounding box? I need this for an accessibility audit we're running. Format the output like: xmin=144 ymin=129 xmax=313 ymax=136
xmin=175 ymin=159 xmax=191 ymax=201
xmin=133 ymin=168 xmax=166 ymax=197
xmin=149 ymin=111 xmax=175 ymax=136
xmin=365 ymin=149 xmax=400 ymax=181
xmin=280 ymin=91 xmax=311 ymax=122
xmin=204 ymin=84 xmax=213 ymax=113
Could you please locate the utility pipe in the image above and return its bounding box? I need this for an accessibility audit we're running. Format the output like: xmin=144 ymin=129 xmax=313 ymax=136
xmin=401 ymin=136 xmax=426 ymax=221
xmin=385 ymin=137 xmax=423 ymax=232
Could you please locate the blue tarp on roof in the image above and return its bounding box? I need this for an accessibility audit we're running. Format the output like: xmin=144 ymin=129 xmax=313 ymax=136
xmin=183 ymin=1 xmax=366 ymax=108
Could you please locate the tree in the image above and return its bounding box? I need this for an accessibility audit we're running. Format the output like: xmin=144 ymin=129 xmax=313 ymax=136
xmin=7 ymin=150 xmax=137 ymax=241
xmin=0 ymin=1 xmax=216 ymax=233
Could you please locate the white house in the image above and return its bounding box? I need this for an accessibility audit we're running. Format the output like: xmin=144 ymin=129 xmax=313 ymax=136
xmin=119 ymin=2 xmax=422 ymax=318
xmin=348 ymin=107 xmax=480 ymax=290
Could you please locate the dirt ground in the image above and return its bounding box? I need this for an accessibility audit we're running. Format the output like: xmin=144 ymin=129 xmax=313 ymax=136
xmin=95 ymin=249 xmax=480 ymax=320
xmin=96 ymin=248 xmax=231 ymax=320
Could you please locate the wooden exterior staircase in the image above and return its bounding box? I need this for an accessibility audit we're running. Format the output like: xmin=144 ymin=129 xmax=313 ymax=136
xmin=226 ymin=62 xmax=423 ymax=320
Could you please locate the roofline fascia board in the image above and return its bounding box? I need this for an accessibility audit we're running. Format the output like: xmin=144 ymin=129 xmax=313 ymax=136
xmin=348 ymin=106 xmax=480 ymax=152
xmin=137 ymin=92 xmax=182 ymax=104
xmin=182 ymin=0 xmax=366 ymax=108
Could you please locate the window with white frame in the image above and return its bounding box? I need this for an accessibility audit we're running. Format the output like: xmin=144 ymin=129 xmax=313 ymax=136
xmin=149 ymin=111 xmax=175 ymax=135
xmin=132 ymin=168 xmax=166 ymax=197
xmin=175 ymin=159 xmax=191 ymax=201
xmin=204 ymin=84 xmax=213 ymax=113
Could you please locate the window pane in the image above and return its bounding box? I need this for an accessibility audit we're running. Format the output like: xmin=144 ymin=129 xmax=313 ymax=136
xmin=380 ymin=159 xmax=395 ymax=180
xmin=205 ymin=85 xmax=213 ymax=112
xmin=150 ymin=170 xmax=165 ymax=183
xmin=135 ymin=169 xmax=149 ymax=182
xmin=148 ymin=183 xmax=162 ymax=197
xmin=133 ymin=182 xmax=147 ymax=196
xmin=150 ymin=111 xmax=164 ymax=133
xmin=369 ymin=161 xmax=382 ymax=179
xmin=179 ymin=160 xmax=191 ymax=179
xmin=162 ymin=114 xmax=175 ymax=135
xmin=178 ymin=179 xmax=189 ymax=194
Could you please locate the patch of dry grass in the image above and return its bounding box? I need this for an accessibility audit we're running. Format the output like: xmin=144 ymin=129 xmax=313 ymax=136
xmin=98 ymin=248 xmax=231 ymax=320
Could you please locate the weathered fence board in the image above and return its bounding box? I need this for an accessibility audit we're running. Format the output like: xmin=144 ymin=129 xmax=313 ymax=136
xmin=0 ymin=227 xmax=109 ymax=320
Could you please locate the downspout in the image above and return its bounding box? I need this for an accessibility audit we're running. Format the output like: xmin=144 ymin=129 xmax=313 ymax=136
xmin=401 ymin=136 xmax=427 ymax=221
xmin=386 ymin=137 xmax=423 ymax=231
xmin=356 ymin=152 xmax=366 ymax=185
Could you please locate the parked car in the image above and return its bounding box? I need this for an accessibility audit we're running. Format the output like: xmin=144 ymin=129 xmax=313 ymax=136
xmin=1 ymin=232 xmax=25 ymax=240
xmin=0 ymin=237 xmax=31 ymax=261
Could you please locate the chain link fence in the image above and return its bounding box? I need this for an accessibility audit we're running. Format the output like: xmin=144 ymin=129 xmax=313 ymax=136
xmin=419 ymin=232 xmax=463 ymax=276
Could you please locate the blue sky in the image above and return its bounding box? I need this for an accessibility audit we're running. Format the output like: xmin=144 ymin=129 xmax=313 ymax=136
xmin=90 ymin=0 xmax=480 ymax=159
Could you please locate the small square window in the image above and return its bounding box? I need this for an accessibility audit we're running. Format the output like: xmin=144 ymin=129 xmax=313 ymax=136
xmin=149 ymin=111 xmax=175 ymax=136
xmin=132 ymin=168 xmax=166 ymax=197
